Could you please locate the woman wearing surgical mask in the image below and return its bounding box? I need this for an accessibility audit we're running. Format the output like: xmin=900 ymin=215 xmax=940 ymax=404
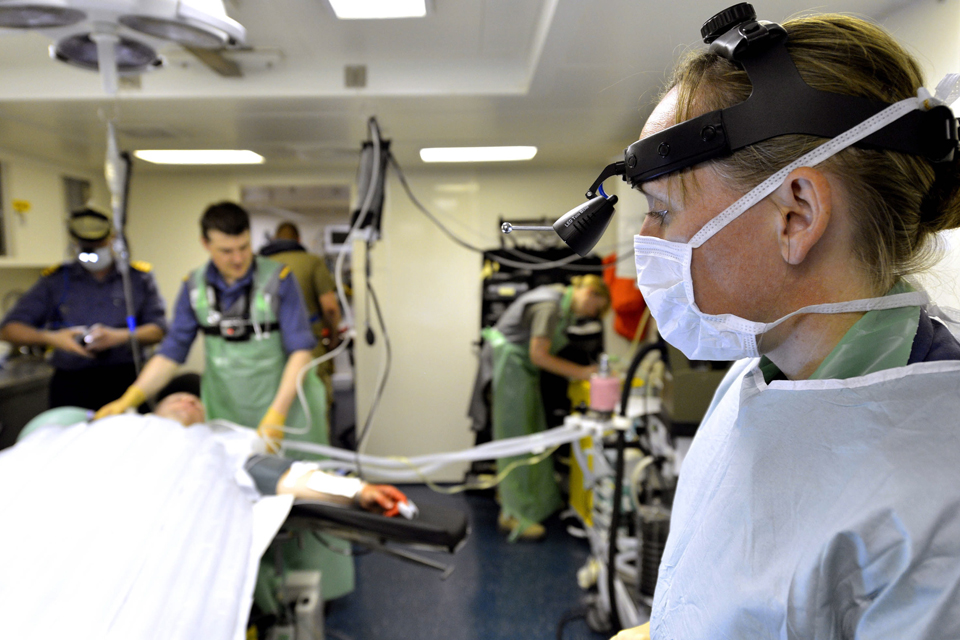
xmin=0 ymin=208 xmax=167 ymax=411
xmin=613 ymin=10 xmax=960 ymax=640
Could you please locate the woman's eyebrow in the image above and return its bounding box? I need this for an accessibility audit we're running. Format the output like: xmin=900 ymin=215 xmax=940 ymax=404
xmin=638 ymin=183 xmax=666 ymax=201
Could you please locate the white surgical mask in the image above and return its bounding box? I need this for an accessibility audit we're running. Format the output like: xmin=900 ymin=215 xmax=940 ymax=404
xmin=78 ymin=246 xmax=114 ymax=273
xmin=634 ymin=75 xmax=960 ymax=361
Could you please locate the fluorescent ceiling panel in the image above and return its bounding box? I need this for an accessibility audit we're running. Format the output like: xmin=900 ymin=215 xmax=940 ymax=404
xmin=419 ymin=146 xmax=538 ymax=163
xmin=134 ymin=150 xmax=264 ymax=164
xmin=328 ymin=0 xmax=426 ymax=20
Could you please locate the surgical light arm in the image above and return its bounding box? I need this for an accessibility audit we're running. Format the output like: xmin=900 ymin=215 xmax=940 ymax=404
xmin=105 ymin=121 xmax=141 ymax=373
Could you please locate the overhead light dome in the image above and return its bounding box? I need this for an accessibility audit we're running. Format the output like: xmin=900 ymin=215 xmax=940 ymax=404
xmin=0 ymin=0 xmax=246 ymax=92
xmin=51 ymin=31 xmax=162 ymax=72
xmin=118 ymin=14 xmax=225 ymax=48
xmin=118 ymin=0 xmax=243 ymax=48
xmin=0 ymin=2 xmax=85 ymax=28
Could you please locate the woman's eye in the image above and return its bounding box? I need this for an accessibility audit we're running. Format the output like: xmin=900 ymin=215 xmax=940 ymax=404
xmin=645 ymin=209 xmax=669 ymax=225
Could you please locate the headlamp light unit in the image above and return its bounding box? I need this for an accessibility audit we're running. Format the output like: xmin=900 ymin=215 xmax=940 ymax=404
xmin=564 ymin=2 xmax=960 ymax=256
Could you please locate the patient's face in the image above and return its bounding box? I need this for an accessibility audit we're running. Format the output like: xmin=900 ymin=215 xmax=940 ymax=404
xmin=156 ymin=392 xmax=206 ymax=426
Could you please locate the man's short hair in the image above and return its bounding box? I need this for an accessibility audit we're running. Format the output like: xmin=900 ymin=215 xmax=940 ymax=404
xmin=201 ymin=202 xmax=250 ymax=240
xmin=156 ymin=372 xmax=202 ymax=404
xmin=275 ymin=221 xmax=300 ymax=241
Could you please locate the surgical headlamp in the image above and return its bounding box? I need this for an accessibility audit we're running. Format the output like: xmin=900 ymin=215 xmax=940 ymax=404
xmin=505 ymin=3 xmax=960 ymax=256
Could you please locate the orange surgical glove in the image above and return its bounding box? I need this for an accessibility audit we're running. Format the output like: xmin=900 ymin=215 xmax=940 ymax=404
xmin=94 ymin=385 xmax=146 ymax=420
xmin=357 ymin=484 xmax=409 ymax=516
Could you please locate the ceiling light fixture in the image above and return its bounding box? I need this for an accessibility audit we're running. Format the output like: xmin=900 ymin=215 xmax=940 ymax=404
xmin=0 ymin=3 xmax=85 ymax=28
xmin=0 ymin=0 xmax=245 ymax=94
xmin=419 ymin=146 xmax=538 ymax=163
xmin=328 ymin=0 xmax=426 ymax=20
xmin=134 ymin=150 xmax=264 ymax=165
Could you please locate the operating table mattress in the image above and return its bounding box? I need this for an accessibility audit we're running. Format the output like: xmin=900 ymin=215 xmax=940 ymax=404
xmin=286 ymin=497 xmax=469 ymax=552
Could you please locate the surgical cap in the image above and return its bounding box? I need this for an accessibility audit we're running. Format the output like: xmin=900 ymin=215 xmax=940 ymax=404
xmin=68 ymin=208 xmax=112 ymax=242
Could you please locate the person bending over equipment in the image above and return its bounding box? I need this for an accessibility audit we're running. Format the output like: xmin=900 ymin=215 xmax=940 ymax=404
xmin=477 ymin=275 xmax=609 ymax=541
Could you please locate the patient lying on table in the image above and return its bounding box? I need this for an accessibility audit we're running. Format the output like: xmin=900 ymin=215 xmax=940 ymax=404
xmin=0 ymin=386 xmax=404 ymax=640
xmin=154 ymin=389 xmax=407 ymax=513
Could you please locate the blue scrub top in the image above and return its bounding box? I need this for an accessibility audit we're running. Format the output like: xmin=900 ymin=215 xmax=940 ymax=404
xmin=157 ymin=260 xmax=316 ymax=364
xmin=1 ymin=262 xmax=168 ymax=370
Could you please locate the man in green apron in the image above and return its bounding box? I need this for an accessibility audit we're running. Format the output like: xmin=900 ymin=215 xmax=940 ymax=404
xmin=476 ymin=275 xmax=610 ymax=540
xmin=96 ymin=202 xmax=355 ymax=604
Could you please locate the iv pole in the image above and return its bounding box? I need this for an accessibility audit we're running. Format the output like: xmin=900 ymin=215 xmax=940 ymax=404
xmin=105 ymin=120 xmax=141 ymax=374
xmin=98 ymin=34 xmax=142 ymax=374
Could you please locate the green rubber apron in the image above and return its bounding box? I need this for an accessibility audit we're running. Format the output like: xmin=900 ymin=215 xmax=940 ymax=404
xmin=190 ymin=257 xmax=353 ymax=604
xmin=484 ymin=288 xmax=572 ymax=538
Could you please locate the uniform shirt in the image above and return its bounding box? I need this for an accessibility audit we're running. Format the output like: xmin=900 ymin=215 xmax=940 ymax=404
xmin=157 ymin=260 xmax=316 ymax=364
xmin=494 ymin=284 xmax=565 ymax=345
xmin=1 ymin=261 xmax=167 ymax=371
xmin=757 ymin=281 xmax=960 ymax=383
xmin=260 ymin=239 xmax=335 ymax=322
xmin=261 ymin=240 xmax=338 ymax=377
xmin=525 ymin=300 xmax=562 ymax=341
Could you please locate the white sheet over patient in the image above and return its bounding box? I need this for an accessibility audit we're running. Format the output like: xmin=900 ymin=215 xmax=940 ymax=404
xmin=0 ymin=415 xmax=290 ymax=640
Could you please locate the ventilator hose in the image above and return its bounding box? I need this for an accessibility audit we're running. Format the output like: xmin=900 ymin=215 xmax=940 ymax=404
xmin=607 ymin=428 xmax=626 ymax=631
xmin=607 ymin=338 xmax=667 ymax=630
xmin=618 ymin=339 xmax=666 ymax=418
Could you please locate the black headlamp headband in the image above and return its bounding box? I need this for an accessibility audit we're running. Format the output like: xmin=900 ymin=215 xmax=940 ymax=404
xmin=585 ymin=2 xmax=960 ymax=198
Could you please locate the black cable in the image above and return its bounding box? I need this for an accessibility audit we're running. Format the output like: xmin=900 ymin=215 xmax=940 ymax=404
xmin=388 ymin=153 xmax=631 ymax=272
xmin=603 ymin=338 xmax=667 ymax=633
xmin=556 ymin=604 xmax=591 ymax=639
xmin=354 ymin=278 xmax=392 ymax=473
xmin=502 ymin=245 xmax=636 ymax=272
xmin=309 ymin=531 xmax=355 ymax=557
xmin=350 ymin=118 xmax=383 ymax=482
xmin=607 ymin=428 xmax=626 ymax=632
xmin=619 ymin=341 xmax=666 ymax=418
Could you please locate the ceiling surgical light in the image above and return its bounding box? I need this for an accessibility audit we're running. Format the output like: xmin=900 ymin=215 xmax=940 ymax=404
xmin=134 ymin=149 xmax=265 ymax=165
xmin=328 ymin=0 xmax=426 ymax=20
xmin=0 ymin=2 xmax=84 ymax=28
xmin=0 ymin=0 xmax=246 ymax=94
xmin=52 ymin=30 xmax=161 ymax=71
xmin=419 ymin=146 xmax=538 ymax=163
xmin=119 ymin=0 xmax=243 ymax=48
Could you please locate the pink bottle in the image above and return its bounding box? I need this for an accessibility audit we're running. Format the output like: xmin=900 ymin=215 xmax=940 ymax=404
xmin=590 ymin=354 xmax=621 ymax=414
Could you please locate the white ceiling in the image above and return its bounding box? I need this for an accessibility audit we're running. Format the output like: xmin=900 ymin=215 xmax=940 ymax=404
xmin=0 ymin=0 xmax=921 ymax=174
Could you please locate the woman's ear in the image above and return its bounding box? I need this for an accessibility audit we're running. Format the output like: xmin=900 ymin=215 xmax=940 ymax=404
xmin=770 ymin=167 xmax=832 ymax=265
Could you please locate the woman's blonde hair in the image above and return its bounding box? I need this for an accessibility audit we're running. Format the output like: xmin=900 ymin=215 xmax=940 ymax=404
xmin=669 ymin=14 xmax=960 ymax=292
xmin=571 ymin=274 xmax=611 ymax=315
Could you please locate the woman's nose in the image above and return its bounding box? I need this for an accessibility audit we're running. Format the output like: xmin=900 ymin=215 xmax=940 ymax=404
xmin=638 ymin=217 xmax=664 ymax=238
